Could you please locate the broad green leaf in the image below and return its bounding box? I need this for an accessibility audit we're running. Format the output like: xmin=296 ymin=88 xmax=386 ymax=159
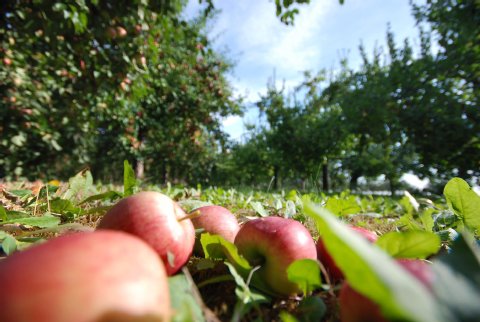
xmin=78 ymin=191 xmax=123 ymax=205
xmin=7 ymin=189 xmax=33 ymax=198
xmin=431 ymin=233 xmax=480 ymax=321
xmin=50 ymin=198 xmax=82 ymax=216
xmin=286 ymin=259 xmax=322 ymax=295
xmin=325 ymin=196 xmax=361 ymax=217
xmin=63 ymin=169 xmax=95 ymax=201
xmin=376 ymin=231 xmax=441 ymax=259
xmin=200 ymin=233 xmax=251 ymax=273
xmin=177 ymin=199 xmax=212 ymax=213
xmin=250 ymin=201 xmax=268 ymax=217
xmin=1 ymin=215 xmax=60 ymax=228
xmin=303 ymin=201 xmax=450 ymax=322
xmin=279 ymin=311 xmax=299 ymax=322
xmin=123 ymin=160 xmax=137 ymax=197
xmin=1 ymin=234 xmax=17 ymax=255
xmin=168 ymin=274 xmax=205 ymax=322
xmin=444 ymin=177 xmax=480 ymax=230
xmin=297 ymin=296 xmax=327 ymax=322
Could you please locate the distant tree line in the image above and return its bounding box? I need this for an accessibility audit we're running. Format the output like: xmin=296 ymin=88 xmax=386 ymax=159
xmin=1 ymin=0 xmax=478 ymax=194
xmin=217 ymin=0 xmax=480 ymax=194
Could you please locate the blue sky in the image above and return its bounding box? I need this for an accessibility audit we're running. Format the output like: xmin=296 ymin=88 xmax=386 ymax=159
xmin=184 ymin=0 xmax=429 ymax=189
xmin=185 ymin=0 xmax=424 ymax=140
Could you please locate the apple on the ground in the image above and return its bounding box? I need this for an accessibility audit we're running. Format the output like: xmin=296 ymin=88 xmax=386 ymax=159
xmin=189 ymin=205 xmax=240 ymax=255
xmin=0 ymin=231 xmax=170 ymax=322
xmin=339 ymin=259 xmax=433 ymax=322
xmin=234 ymin=216 xmax=317 ymax=296
xmin=97 ymin=191 xmax=195 ymax=275
xmin=317 ymin=225 xmax=378 ymax=282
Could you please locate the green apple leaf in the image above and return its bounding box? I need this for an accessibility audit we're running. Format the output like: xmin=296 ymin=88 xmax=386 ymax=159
xmin=286 ymin=259 xmax=322 ymax=295
xmin=376 ymin=231 xmax=441 ymax=259
xmin=297 ymin=296 xmax=327 ymax=322
xmin=303 ymin=200 xmax=451 ymax=322
xmin=250 ymin=201 xmax=268 ymax=217
xmin=168 ymin=274 xmax=205 ymax=322
xmin=444 ymin=177 xmax=480 ymax=230
xmin=431 ymin=233 xmax=480 ymax=321
xmin=200 ymin=233 xmax=251 ymax=272
xmin=123 ymin=160 xmax=137 ymax=197
xmin=325 ymin=196 xmax=361 ymax=217
xmin=1 ymin=233 xmax=17 ymax=255
xmin=78 ymin=190 xmax=123 ymax=205
xmin=0 ymin=215 xmax=60 ymax=228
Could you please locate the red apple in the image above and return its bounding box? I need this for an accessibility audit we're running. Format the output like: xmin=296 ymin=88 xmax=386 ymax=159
xmin=97 ymin=191 xmax=195 ymax=275
xmin=234 ymin=216 xmax=317 ymax=296
xmin=0 ymin=231 xmax=170 ymax=322
xmin=190 ymin=205 xmax=240 ymax=255
xmin=339 ymin=259 xmax=433 ymax=322
xmin=317 ymin=226 xmax=378 ymax=282
xmin=190 ymin=205 xmax=240 ymax=254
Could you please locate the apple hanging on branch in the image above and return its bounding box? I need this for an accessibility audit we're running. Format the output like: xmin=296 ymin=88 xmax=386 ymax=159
xmin=97 ymin=191 xmax=195 ymax=275
xmin=0 ymin=231 xmax=170 ymax=322
xmin=234 ymin=216 xmax=317 ymax=296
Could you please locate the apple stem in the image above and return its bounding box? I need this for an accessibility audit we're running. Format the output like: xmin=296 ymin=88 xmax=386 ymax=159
xmin=177 ymin=210 xmax=201 ymax=222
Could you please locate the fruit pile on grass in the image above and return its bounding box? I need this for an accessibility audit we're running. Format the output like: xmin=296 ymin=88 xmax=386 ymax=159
xmin=0 ymin=172 xmax=479 ymax=322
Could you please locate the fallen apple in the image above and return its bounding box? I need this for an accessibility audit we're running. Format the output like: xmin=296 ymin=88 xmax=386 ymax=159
xmin=0 ymin=231 xmax=170 ymax=322
xmin=317 ymin=225 xmax=378 ymax=282
xmin=234 ymin=216 xmax=317 ymax=296
xmin=190 ymin=205 xmax=240 ymax=255
xmin=97 ymin=191 xmax=195 ymax=275
xmin=339 ymin=259 xmax=433 ymax=322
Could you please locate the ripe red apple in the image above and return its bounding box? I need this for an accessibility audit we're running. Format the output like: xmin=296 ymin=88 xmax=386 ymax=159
xmin=97 ymin=191 xmax=195 ymax=275
xmin=317 ymin=226 xmax=378 ymax=282
xmin=0 ymin=231 xmax=170 ymax=322
xmin=189 ymin=205 xmax=240 ymax=255
xmin=234 ymin=216 xmax=317 ymax=296
xmin=339 ymin=259 xmax=433 ymax=322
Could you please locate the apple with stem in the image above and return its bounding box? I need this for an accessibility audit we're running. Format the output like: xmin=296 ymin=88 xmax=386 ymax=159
xmin=190 ymin=205 xmax=240 ymax=255
xmin=339 ymin=259 xmax=433 ymax=322
xmin=97 ymin=191 xmax=195 ymax=275
xmin=0 ymin=231 xmax=170 ymax=322
xmin=234 ymin=216 xmax=317 ymax=296
xmin=317 ymin=225 xmax=378 ymax=282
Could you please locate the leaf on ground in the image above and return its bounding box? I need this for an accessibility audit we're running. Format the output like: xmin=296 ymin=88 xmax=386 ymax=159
xmin=78 ymin=190 xmax=123 ymax=205
xmin=123 ymin=160 xmax=137 ymax=197
xmin=376 ymin=230 xmax=441 ymax=259
xmin=1 ymin=234 xmax=17 ymax=255
xmin=286 ymin=259 xmax=322 ymax=295
xmin=1 ymin=215 xmax=60 ymax=228
xmin=444 ymin=177 xmax=480 ymax=230
xmin=200 ymin=233 xmax=251 ymax=274
xmin=63 ymin=169 xmax=95 ymax=201
xmin=325 ymin=196 xmax=361 ymax=217
xmin=168 ymin=274 xmax=205 ymax=322
xmin=303 ymin=200 xmax=450 ymax=322
xmin=431 ymin=233 xmax=480 ymax=321
xmin=250 ymin=201 xmax=268 ymax=217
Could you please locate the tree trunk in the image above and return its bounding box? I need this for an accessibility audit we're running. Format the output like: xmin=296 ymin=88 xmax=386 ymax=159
xmin=349 ymin=169 xmax=361 ymax=191
xmin=135 ymin=159 xmax=144 ymax=180
xmin=322 ymin=159 xmax=329 ymax=192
